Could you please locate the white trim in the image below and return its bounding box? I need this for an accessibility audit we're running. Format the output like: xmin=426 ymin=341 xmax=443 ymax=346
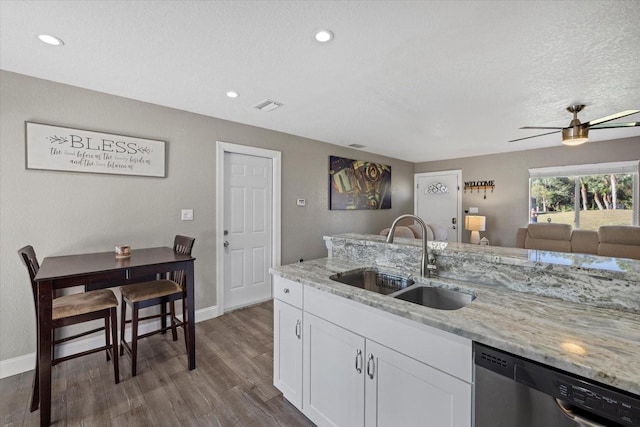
xmin=0 ymin=305 xmax=221 ymax=379
xmin=215 ymin=141 xmax=282 ymax=315
xmin=529 ymin=160 xmax=639 ymax=178
xmin=413 ymin=170 xmax=462 ymax=243
xmin=0 ymin=352 xmax=34 ymax=379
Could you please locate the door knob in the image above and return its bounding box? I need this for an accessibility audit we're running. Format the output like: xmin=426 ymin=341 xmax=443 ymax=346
xmin=223 ymin=241 xmax=230 ymax=248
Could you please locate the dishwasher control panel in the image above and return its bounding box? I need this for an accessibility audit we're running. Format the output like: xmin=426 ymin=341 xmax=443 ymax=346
xmin=556 ymin=380 xmax=638 ymax=426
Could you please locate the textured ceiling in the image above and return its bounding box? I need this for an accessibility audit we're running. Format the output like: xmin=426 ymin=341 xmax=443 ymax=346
xmin=1 ymin=0 xmax=639 ymax=162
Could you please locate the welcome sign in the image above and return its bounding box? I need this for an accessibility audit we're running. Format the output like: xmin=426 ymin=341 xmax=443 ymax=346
xmin=25 ymin=122 xmax=166 ymax=177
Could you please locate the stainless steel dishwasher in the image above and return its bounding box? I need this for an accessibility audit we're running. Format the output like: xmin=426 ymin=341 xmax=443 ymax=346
xmin=474 ymin=343 xmax=639 ymax=427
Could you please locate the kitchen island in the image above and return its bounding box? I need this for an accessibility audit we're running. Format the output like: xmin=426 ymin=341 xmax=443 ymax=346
xmin=271 ymin=233 xmax=640 ymax=415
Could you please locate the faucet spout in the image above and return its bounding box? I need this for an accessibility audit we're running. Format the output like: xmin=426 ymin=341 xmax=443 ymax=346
xmin=386 ymin=214 xmax=437 ymax=278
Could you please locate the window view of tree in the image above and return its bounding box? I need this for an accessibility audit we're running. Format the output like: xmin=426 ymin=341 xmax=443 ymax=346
xmin=530 ymin=173 xmax=634 ymax=230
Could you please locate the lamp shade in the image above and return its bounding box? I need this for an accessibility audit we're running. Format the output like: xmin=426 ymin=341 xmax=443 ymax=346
xmin=465 ymin=215 xmax=486 ymax=245
xmin=464 ymin=215 xmax=486 ymax=232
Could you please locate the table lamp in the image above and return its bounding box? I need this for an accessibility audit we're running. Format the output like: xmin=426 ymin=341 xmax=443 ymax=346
xmin=465 ymin=215 xmax=486 ymax=244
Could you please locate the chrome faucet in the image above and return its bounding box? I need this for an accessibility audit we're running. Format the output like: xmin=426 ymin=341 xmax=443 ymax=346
xmin=385 ymin=214 xmax=437 ymax=278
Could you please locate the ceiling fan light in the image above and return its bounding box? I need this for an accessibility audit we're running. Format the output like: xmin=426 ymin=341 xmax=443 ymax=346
xmin=562 ymin=137 xmax=589 ymax=146
xmin=562 ymin=126 xmax=589 ymax=146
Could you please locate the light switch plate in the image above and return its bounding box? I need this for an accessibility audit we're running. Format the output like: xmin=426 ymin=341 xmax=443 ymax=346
xmin=181 ymin=209 xmax=194 ymax=221
xmin=296 ymin=199 xmax=306 ymax=207
xmin=468 ymin=207 xmax=479 ymax=214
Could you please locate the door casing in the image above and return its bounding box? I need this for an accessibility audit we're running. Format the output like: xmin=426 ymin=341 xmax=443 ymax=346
xmin=216 ymin=141 xmax=281 ymax=315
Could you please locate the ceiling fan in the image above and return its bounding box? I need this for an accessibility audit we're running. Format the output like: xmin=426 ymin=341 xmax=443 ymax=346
xmin=509 ymin=105 xmax=639 ymax=145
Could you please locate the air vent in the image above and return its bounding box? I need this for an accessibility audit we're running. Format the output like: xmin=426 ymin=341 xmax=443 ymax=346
xmin=253 ymin=99 xmax=283 ymax=112
xmin=481 ymin=352 xmax=508 ymax=368
xmin=348 ymin=144 xmax=366 ymax=149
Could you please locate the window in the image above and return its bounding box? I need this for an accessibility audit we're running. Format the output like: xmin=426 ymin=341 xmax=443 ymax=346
xmin=529 ymin=161 xmax=639 ymax=230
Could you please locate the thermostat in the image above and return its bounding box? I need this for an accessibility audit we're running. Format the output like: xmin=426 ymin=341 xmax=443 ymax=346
xmin=296 ymin=199 xmax=306 ymax=207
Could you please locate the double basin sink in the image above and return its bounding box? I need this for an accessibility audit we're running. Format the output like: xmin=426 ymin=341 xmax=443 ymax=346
xmin=329 ymin=268 xmax=475 ymax=310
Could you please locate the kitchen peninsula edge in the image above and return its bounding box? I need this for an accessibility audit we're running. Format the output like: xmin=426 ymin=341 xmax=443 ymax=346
xmin=270 ymin=233 xmax=640 ymax=396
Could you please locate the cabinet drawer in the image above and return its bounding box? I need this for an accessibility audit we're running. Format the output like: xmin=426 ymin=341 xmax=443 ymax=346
xmin=273 ymin=276 xmax=303 ymax=308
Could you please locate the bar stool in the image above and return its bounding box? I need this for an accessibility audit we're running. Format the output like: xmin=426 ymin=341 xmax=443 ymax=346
xmin=18 ymin=245 xmax=119 ymax=412
xmin=119 ymin=235 xmax=195 ymax=376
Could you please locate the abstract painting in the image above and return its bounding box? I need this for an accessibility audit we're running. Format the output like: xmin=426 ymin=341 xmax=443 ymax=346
xmin=329 ymin=155 xmax=391 ymax=210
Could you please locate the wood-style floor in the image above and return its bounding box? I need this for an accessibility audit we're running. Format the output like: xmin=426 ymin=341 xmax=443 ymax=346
xmin=0 ymin=300 xmax=315 ymax=427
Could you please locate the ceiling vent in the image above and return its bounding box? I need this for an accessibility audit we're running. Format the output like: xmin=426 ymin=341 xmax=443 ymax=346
xmin=253 ymin=99 xmax=283 ymax=112
xmin=348 ymin=144 xmax=366 ymax=149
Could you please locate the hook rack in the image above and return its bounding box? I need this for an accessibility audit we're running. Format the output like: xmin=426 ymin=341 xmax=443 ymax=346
xmin=464 ymin=180 xmax=495 ymax=199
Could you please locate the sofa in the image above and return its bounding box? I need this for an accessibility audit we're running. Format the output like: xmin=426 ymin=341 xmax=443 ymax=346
xmin=380 ymin=223 xmax=448 ymax=242
xmin=515 ymin=223 xmax=640 ymax=260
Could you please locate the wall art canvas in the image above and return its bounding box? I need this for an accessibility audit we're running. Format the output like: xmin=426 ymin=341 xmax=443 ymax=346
xmin=25 ymin=122 xmax=166 ymax=177
xmin=329 ymin=155 xmax=391 ymax=210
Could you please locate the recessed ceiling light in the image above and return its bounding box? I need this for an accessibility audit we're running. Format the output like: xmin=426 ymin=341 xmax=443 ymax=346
xmin=315 ymin=30 xmax=334 ymax=43
xmin=38 ymin=34 xmax=64 ymax=46
xmin=226 ymin=91 xmax=239 ymax=98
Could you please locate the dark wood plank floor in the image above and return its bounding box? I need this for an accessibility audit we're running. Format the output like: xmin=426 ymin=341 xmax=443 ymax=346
xmin=0 ymin=300 xmax=315 ymax=427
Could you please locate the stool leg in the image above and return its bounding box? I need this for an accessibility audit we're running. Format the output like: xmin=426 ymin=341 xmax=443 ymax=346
xmin=182 ymin=297 xmax=189 ymax=353
xmin=120 ymin=300 xmax=127 ymax=357
xmin=104 ymin=316 xmax=111 ymax=362
xmin=110 ymin=307 xmax=120 ymax=384
xmin=131 ymin=303 xmax=139 ymax=377
xmin=30 ymin=355 xmax=39 ymax=412
xmin=160 ymin=302 xmax=167 ymax=335
xmin=169 ymin=301 xmax=178 ymax=341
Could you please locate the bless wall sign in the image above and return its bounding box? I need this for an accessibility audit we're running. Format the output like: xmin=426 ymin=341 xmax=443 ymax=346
xmin=25 ymin=122 xmax=166 ymax=177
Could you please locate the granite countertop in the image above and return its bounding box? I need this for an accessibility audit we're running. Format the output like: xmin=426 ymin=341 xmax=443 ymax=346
xmin=271 ymin=256 xmax=640 ymax=396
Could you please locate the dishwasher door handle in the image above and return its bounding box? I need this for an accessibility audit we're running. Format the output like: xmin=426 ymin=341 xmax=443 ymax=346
xmin=555 ymin=399 xmax=607 ymax=427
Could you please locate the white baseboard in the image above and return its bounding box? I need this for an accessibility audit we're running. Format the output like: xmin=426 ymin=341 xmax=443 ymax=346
xmin=0 ymin=304 xmax=221 ymax=379
xmin=0 ymin=353 xmax=35 ymax=380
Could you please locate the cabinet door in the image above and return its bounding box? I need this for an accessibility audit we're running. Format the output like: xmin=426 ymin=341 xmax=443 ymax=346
xmin=273 ymin=299 xmax=303 ymax=409
xmin=303 ymin=313 xmax=366 ymax=427
xmin=364 ymin=340 xmax=472 ymax=427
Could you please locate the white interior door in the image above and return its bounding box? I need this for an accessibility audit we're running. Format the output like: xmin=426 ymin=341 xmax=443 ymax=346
xmin=223 ymin=152 xmax=273 ymax=310
xmin=415 ymin=171 xmax=462 ymax=242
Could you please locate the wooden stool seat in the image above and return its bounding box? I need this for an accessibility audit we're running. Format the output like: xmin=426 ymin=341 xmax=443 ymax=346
xmin=53 ymin=289 xmax=118 ymax=320
xmin=120 ymin=279 xmax=182 ymax=303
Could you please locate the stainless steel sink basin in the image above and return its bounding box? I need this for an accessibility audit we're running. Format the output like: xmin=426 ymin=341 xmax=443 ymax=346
xmin=330 ymin=268 xmax=414 ymax=295
xmin=392 ymin=285 xmax=475 ymax=310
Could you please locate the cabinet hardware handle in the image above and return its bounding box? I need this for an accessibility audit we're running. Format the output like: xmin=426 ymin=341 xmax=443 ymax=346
xmin=283 ymin=288 xmax=290 ymax=294
xmin=355 ymin=349 xmax=363 ymax=374
xmin=366 ymin=354 xmax=375 ymax=379
xmin=295 ymin=319 xmax=301 ymax=339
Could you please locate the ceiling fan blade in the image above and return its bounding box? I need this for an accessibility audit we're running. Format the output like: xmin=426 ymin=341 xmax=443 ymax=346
xmin=509 ymin=130 xmax=561 ymax=142
xmin=589 ymin=121 xmax=639 ymax=129
xmin=587 ymin=110 xmax=640 ymax=126
xmin=519 ymin=126 xmax=564 ymax=130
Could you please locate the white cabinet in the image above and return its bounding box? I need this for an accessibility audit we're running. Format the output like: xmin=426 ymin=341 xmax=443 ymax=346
xmin=273 ymin=277 xmax=473 ymax=427
xmin=273 ymin=277 xmax=303 ymax=409
xmin=302 ymin=313 xmax=471 ymax=427
xmin=364 ymin=340 xmax=471 ymax=427
xmin=303 ymin=313 xmax=365 ymax=427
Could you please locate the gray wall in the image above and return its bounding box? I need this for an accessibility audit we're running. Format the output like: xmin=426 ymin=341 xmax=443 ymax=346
xmin=0 ymin=71 xmax=414 ymax=362
xmin=415 ymin=138 xmax=640 ymax=247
